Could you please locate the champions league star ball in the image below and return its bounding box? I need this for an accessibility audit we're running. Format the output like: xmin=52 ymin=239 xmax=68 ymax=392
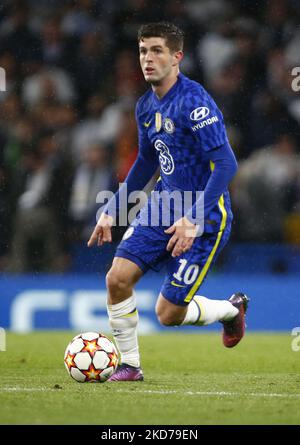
xmin=64 ymin=332 xmax=119 ymax=382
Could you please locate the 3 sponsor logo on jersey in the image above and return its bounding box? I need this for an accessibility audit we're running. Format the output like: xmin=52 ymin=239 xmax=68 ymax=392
xmin=154 ymin=139 xmax=174 ymax=175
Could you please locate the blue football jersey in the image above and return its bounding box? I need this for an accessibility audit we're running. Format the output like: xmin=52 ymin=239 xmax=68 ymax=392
xmin=135 ymin=72 xmax=233 ymax=233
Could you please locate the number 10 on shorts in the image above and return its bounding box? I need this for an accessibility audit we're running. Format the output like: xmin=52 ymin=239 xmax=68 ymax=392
xmin=173 ymin=259 xmax=199 ymax=285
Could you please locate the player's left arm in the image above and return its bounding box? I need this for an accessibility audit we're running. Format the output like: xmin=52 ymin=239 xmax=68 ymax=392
xmin=165 ymin=92 xmax=238 ymax=257
xmin=165 ymin=141 xmax=238 ymax=257
xmin=185 ymin=140 xmax=238 ymax=224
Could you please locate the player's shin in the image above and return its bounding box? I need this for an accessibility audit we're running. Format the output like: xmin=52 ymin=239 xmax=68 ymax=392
xmin=181 ymin=295 xmax=238 ymax=326
xmin=107 ymin=293 xmax=140 ymax=367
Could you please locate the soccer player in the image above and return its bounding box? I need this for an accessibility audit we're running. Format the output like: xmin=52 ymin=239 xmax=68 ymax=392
xmin=88 ymin=22 xmax=249 ymax=381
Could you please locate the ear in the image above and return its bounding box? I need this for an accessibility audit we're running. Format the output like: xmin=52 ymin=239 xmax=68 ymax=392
xmin=172 ymin=50 xmax=184 ymax=66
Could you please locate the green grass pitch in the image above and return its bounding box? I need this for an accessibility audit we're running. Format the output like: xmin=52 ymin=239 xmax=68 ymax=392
xmin=0 ymin=332 xmax=299 ymax=425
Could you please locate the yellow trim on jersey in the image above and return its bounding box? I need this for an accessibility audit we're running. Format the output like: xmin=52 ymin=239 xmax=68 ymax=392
xmin=208 ymin=160 xmax=228 ymax=233
xmin=184 ymin=193 xmax=227 ymax=304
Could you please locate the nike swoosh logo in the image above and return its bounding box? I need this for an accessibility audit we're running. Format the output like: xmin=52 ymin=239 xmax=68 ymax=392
xmin=171 ymin=280 xmax=186 ymax=288
xmin=144 ymin=120 xmax=152 ymax=128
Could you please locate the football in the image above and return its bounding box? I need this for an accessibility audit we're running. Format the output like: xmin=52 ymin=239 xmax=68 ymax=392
xmin=64 ymin=332 xmax=119 ymax=383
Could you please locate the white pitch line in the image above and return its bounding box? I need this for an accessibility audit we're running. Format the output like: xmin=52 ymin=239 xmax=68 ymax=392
xmin=1 ymin=387 xmax=300 ymax=399
xmin=187 ymin=390 xmax=300 ymax=398
xmin=115 ymin=389 xmax=300 ymax=399
xmin=0 ymin=387 xmax=56 ymax=392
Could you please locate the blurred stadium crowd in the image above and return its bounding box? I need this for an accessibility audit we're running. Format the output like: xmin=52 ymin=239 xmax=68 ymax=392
xmin=0 ymin=0 xmax=300 ymax=272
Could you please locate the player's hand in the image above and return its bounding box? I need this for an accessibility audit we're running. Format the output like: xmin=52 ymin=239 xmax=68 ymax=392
xmin=87 ymin=213 xmax=114 ymax=247
xmin=164 ymin=216 xmax=199 ymax=258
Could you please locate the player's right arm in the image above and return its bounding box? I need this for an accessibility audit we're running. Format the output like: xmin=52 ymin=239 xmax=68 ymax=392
xmin=87 ymin=212 xmax=114 ymax=247
xmin=88 ymin=98 xmax=158 ymax=247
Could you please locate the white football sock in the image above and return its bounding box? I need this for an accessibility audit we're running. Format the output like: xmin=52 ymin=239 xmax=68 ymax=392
xmin=181 ymin=295 xmax=238 ymax=326
xmin=107 ymin=293 xmax=140 ymax=368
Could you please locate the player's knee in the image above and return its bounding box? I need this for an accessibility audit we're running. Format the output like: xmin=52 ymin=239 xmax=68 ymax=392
xmin=156 ymin=309 xmax=180 ymax=327
xmin=106 ymin=269 xmax=131 ymax=295
xmin=156 ymin=295 xmax=186 ymax=326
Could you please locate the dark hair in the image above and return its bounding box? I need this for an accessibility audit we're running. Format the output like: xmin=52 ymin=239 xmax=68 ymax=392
xmin=138 ymin=22 xmax=184 ymax=52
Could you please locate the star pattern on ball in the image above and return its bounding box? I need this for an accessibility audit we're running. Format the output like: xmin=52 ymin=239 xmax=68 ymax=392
xmin=83 ymin=364 xmax=101 ymax=381
xmin=82 ymin=339 xmax=99 ymax=356
xmin=108 ymin=352 xmax=118 ymax=369
xmin=65 ymin=353 xmax=76 ymax=369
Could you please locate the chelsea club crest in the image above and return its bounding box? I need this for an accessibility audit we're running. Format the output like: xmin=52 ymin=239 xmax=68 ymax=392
xmin=163 ymin=118 xmax=175 ymax=134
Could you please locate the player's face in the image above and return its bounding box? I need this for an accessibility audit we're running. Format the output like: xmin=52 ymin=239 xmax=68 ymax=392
xmin=139 ymin=37 xmax=181 ymax=85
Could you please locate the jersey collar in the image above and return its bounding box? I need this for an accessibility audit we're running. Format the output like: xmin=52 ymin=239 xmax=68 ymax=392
xmin=152 ymin=72 xmax=183 ymax=106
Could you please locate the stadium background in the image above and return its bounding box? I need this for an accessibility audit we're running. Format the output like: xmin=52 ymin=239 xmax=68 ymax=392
xmin=0 ymin=0 xmax=300 ymax=333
